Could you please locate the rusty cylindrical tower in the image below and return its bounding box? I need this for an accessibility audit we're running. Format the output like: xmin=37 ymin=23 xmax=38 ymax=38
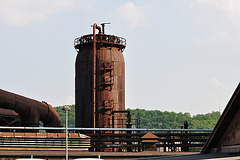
xmin=74 ymin=24 xmax=126 ymax=129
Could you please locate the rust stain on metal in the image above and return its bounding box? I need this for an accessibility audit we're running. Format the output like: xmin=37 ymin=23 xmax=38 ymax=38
xmin=74 ymin=23 xmax=126 ymax=130
xmin=0 ymin=89 xmax=63 ymax=132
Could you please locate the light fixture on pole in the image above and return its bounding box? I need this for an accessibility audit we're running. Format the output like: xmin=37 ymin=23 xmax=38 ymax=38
xmin=62 ymin=106 xmax=71 ymax=160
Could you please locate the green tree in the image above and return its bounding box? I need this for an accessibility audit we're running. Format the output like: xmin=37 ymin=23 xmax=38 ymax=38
xmin=53 ymin=105 xmax=220 ymax=129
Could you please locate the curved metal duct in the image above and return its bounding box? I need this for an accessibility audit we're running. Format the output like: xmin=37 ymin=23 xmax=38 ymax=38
xmin=0 ymin=89 xmax=63 ymax=132
xmin=0 ymin=108 xmax=21 ymax=128
xmin=0 ymin=108 xmax=18 ymax=116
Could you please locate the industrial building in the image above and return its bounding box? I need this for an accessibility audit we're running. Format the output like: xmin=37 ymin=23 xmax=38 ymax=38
xmin=74 ymin=23 xmax=127 ymax=130
xmin=0 ymin=23 xmax=240 ymax=159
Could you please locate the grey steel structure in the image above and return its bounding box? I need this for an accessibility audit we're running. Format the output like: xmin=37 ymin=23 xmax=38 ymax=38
xmin=74 ymin=23 xmax=126 ymax=129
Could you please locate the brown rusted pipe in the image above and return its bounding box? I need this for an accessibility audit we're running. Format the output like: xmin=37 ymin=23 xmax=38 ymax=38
xmin=92 ymin=23 xmax=102 ymax=128
xmin=93 ymin=23 xmax=98 ymax=128
xmin=95 ymin=24 xmax=101 ymax=34
xmin=93 ymin=23 xmax=102 ymax=128
xmin=93 ymin=24 xmax=96 ymax=129
xmin=0 ymin=89 xmax=63 ymax=132
xmin=0 ymin=108 xmax=18 ymax=116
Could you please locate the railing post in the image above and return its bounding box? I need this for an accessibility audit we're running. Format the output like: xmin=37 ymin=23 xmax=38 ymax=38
xmin=182 ymin=121 xmax=189 ymax=152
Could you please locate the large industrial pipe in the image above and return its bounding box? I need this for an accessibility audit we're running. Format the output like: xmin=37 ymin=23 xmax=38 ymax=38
xmin=0 ymin=89 xmax=63 ymax=132
xmin=92 ymin=23 xmax=101 ymax=128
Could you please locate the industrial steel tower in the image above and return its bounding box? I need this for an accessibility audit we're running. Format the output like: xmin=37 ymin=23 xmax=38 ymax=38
xmin=74 ymin=23 xmax=126 ymax=129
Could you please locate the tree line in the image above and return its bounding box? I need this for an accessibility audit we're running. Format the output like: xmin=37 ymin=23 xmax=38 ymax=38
xmin=55 ymin=105 xmax=220 ymax=129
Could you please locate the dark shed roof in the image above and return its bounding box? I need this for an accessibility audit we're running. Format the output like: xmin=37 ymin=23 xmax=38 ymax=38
xmin=201 ymin=82 xmax=240 ymax=154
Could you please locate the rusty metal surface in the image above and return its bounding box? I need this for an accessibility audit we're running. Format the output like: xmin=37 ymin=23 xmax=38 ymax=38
xmin=74 ymin=34 xmax=126 ymax=51
xmin=74 ymin=25 xmax=126 ymax=130
xmin=0 ymin=89 xmax=63 ymax=132
xmin=0 ymin=126 xmax=211 ymax=153
xmin=0 ymin=109 xmax=21 ymax=128
xmin=0 ymin=108 xmax=18 ymax=116
xmin=0 ymin=132 xmax=90 ymax=151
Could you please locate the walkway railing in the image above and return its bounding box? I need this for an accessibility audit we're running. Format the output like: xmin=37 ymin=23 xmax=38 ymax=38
xmin=0 ymin=126 xmax=212 ymax=152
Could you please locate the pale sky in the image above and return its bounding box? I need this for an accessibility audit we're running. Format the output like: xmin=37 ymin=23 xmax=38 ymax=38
xmin=1 ymin=0 xmax=240 ymax=115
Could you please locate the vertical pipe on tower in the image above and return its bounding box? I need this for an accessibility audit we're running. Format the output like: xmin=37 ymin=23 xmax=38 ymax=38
xmin=93 ymin=24 xmax=96 ymax=128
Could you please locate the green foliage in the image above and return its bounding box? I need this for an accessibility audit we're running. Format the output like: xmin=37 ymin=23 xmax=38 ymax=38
xmin=129 ymin=108 xmax=220 ymax=129
xmin=53 ymin=105 xmax=220 ymax=129
xmin=54 ymin=105 xmax=75 ymax=128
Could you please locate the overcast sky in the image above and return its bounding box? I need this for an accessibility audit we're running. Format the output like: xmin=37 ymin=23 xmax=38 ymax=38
xmin=1 ymin=0 xmax=240 ymax=115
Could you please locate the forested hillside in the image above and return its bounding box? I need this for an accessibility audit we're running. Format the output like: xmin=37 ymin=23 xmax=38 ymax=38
xmin=128 ymin=108 xmax=220 ymax=129
xmin=55 ymin=105 xmax=220 ymax=129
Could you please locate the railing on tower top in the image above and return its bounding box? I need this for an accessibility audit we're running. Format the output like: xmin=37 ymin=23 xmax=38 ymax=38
xmin=74 ymin=34 xmax=126 ymax=48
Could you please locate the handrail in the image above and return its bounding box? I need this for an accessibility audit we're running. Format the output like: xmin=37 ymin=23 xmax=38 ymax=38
xmin=0 ymin=126 xmax=212 ymax=132
xmin=74 ymin=34 xmax=126 ymax=48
